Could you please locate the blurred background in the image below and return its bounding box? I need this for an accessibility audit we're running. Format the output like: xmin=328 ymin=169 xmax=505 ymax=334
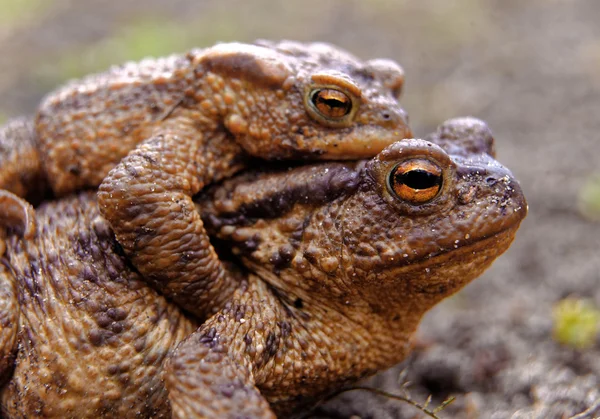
xmin=1 ymin=0 xmax=599 ymax=417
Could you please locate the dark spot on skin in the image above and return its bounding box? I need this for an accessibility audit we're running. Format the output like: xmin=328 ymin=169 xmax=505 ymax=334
xmin=279 ymin=244 xmax=295 ymax=263
xmin=265 ymin=332 xmax=278 ymax=358
xmin=278 ymin=321 xmax=292 ymax=338
xmin=95 ymin=313 xmax=112 ymax=328
xmin=234 ymin=305 xmax=246 ymax=321
xmin=125 ymin=165 xmax=138 ymax=179
xmin=269 ymin=253 xmax=284 ymax=274
xmin=241 ymin=235 xmax=261 ymax=253
xmin=110 ymin=322 xmax=124 ymax=334
xmin=107 ymin=308 xmax=127 ymax=321
xmin=89 ymin=329 xmax=111 ymax=346
xmin=244 ymin=333 xmax=253 ymax=345
xmin=294 ymin=298 xmax=304 ymax=309
xmin=180 ymin=252 xmax=193 ymax=263
xmin=198 ymin=327 xmax=219 ymax=348
xmin=140 ymin=153 xmax=158 ymax=165
xmin=206 ymin=327 xmax=217 ymax=339
xmin=271 ymin=244 xmax=295 ymax=272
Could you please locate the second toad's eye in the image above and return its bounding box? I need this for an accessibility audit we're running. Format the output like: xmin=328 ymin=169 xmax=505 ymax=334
xmin=309 ymin=89 xmax=353 ymax=120
xmin=389 ymin=159 xmax=443 ymax=204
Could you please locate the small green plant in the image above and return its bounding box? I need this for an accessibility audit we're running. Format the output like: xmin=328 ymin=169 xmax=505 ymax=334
xmin=553 ymin=298 xmax=600 ymax=349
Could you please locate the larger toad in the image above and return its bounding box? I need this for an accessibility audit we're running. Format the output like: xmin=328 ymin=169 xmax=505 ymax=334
xmin=0 ymin=118 xmax=526 ymax=418
xmin=0 ymin=40 xmax=412 ymax=318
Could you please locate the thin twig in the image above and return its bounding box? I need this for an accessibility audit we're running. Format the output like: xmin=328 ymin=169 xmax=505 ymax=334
xmin=325 ymin=386 xmax=455 ymax=419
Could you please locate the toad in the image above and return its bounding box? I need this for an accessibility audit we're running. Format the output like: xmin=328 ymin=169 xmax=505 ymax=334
xmin=0 ymin=40 xmax=412 ymax=317
xmin=0 ymin=191 xmax=196 ymax=418
xmin=0 ymin=118 xmax=526 ymax=418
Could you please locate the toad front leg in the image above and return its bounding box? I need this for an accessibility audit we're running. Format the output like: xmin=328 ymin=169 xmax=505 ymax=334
xmin=166 ymin=278 xmax=279 ymax=419
xmin=98 ymin=117 xmax=245 ymax=319
xmin=164 ymin=275 xmax=382 ymax=419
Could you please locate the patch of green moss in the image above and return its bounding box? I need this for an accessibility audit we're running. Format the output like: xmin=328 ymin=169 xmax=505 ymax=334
xmin=578 ymin=174 xmax=600 ymax=222
xmin=553 ymin=298 xmax=600 ymax=349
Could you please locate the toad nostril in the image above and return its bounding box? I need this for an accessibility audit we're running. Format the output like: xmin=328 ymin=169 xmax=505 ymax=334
xmin=382 ymin=112 xmax=391 ymax=121
xmin=486 ymin=176 xmax=497 ymax=185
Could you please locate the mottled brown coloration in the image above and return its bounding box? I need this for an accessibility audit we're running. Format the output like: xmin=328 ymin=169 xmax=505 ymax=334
xmin=0 ymin=193 xmax=196 ymax=418
xmin=166 ymin=118 xmax=527 ymax=417
xmin=0 ymin=40 xmax=411 ymax=319
xmin=10 ymin=39 xmax=411 ymax=197
xmin=0 ymin=119 xmax=526 ymax=418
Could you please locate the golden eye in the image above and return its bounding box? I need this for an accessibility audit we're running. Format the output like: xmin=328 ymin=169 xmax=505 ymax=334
xmin=310 ymin=88 xmax=352 ymax=119
xmin=389 ymin=159 xmax=443 ymax=204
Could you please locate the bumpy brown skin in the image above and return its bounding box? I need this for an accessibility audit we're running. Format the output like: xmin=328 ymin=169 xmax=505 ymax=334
xmin=38 ymin=40 xmax=410 ymax=194
xmin=6 ymin=39 xmax=411 ymax=319
xmin=0 ymin=118 xmax=526 ymax=418
xmin=163 ymin=118 xmax=528 ymax=418
xmin=0 ymin=192 xmax=197 ymax=418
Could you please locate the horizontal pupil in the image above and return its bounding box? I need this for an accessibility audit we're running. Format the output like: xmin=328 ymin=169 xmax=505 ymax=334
xmin=319 ymin=97 xmax=347 ymax=109
xmin=396 ymin=169 xmax=441 ymax=190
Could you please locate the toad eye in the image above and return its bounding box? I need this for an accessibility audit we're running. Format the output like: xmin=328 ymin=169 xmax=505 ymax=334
xmin=309 ymin=88 xmax=353 ymax=120
xmin=389 ymin=159 xmax=443 ymax=204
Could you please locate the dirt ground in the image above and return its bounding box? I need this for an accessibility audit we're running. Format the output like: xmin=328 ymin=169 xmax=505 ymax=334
xmin=1 ymin=0 xmax=599 ymax=417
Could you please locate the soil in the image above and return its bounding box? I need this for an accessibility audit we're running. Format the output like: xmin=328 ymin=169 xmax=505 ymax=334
xmin=1 ymin=0 xmax=599 ymax=417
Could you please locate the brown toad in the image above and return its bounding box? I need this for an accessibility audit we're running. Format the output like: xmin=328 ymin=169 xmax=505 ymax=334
xmin=0 ymin=191 xmax=197 ymax=418
xmin=0 ymin=118 xmax=526 ymax=418
xmin=0 ymin=40 xmax=412 ymax=317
